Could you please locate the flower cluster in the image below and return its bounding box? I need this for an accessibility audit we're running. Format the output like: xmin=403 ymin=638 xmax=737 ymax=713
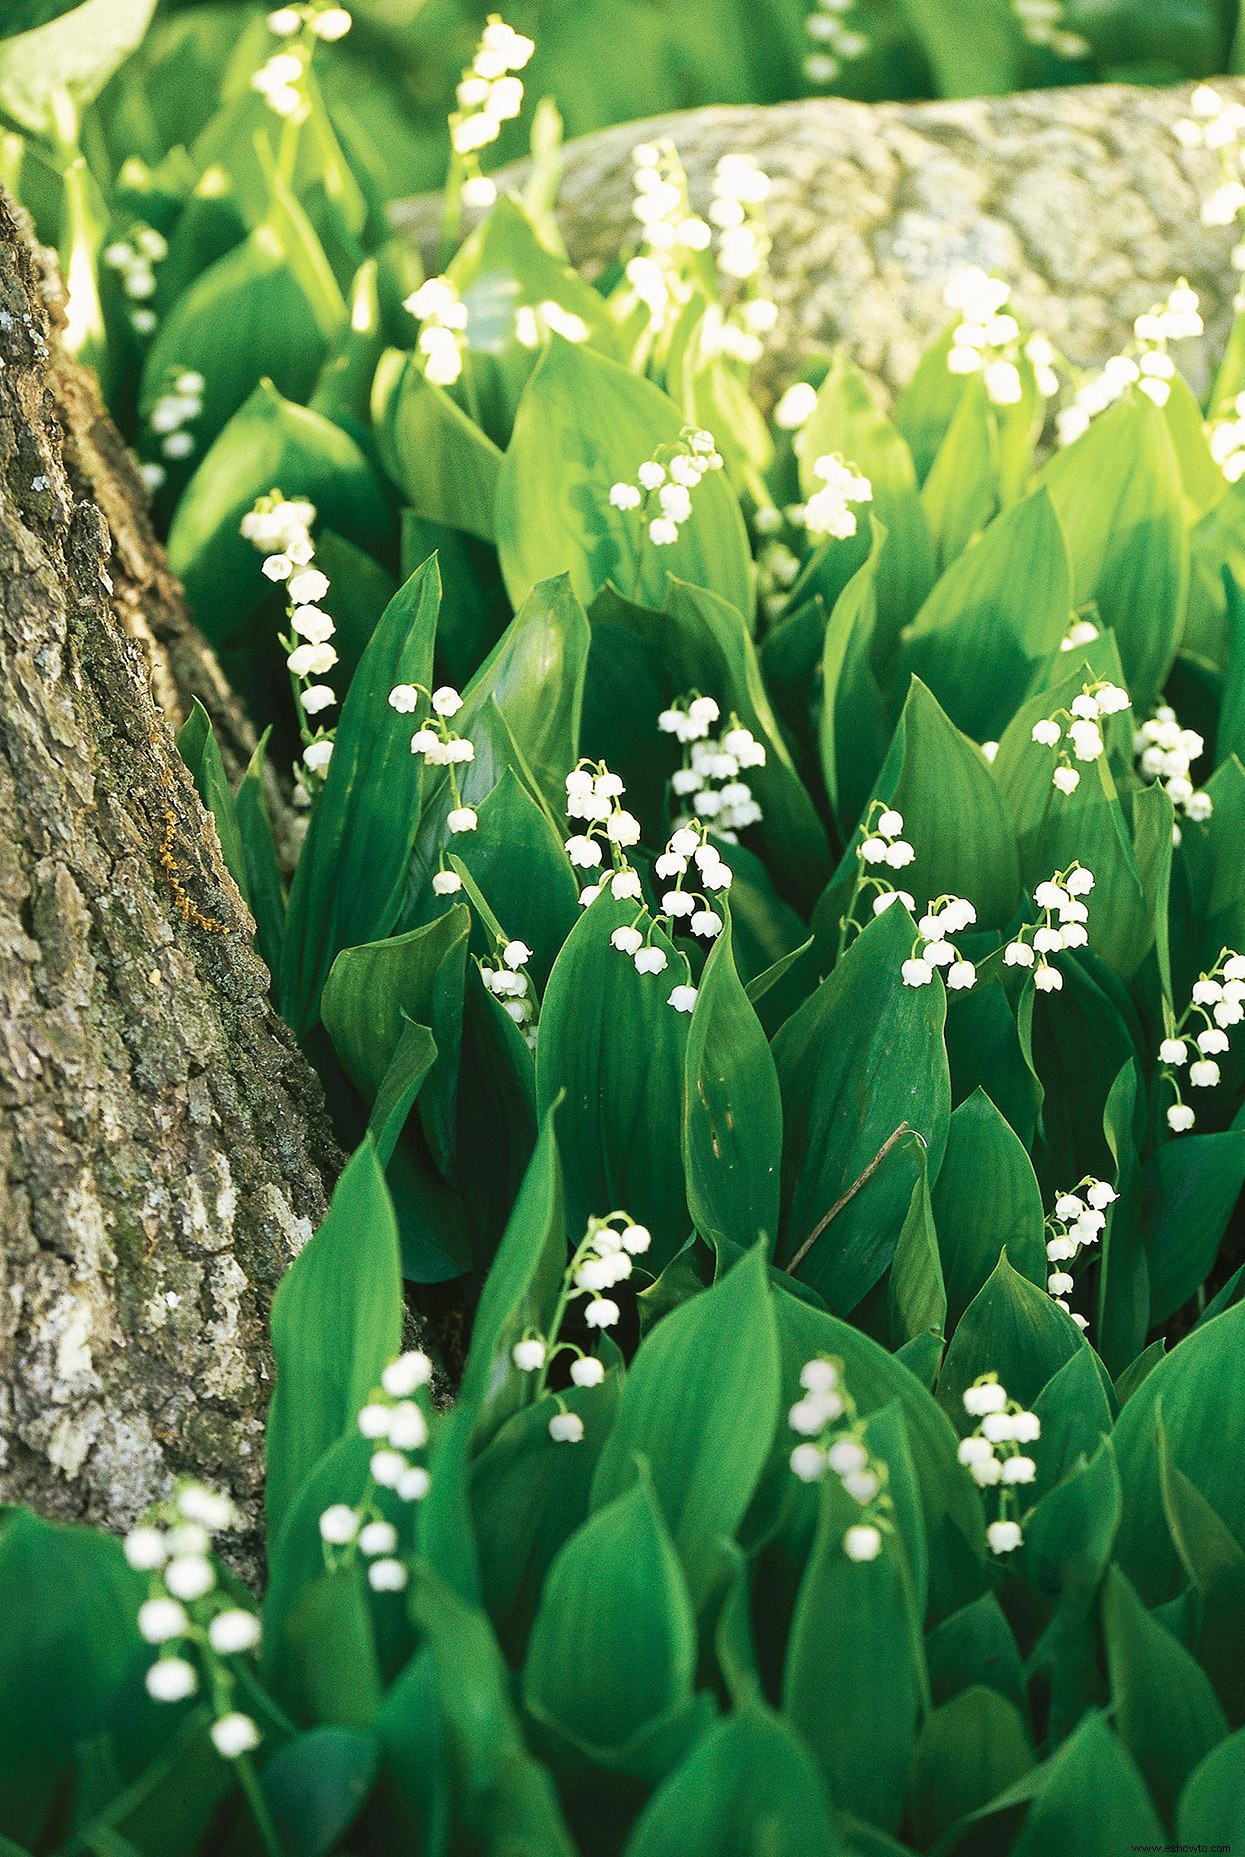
xmin=622 ymin=141 xmax=706 ymax=332
xmin=318 ymin=1350 xmax=434 ymax=1593
xmin=103 ymin=223 xmax=166 ymax=337
xmin=1059 ymin=614 xmax=1102 ymax=655
xmin=242 ymin=492 xmax=339 ymax=783
xmin=609 ymin=427 xmax=724 ymax=546
xmin=787 ymin=1357 xmax=892 ymax=1564
xmin=1134 ymin=705 xmax=1212 ymax=827
xmin=1044 ymin=1178 xmax=1116 ymax=1328
xmin=801 ymin=452 xmax=873 ymax=540
xmin=513 ymin=299 xmax=591 ymax=348
xmin=511 ymin=1213 xmax=651 ymax=1441
xmin=1160 ymin=951 xmax=1245 ymax=1131
xmin=900 ymin=895 xmax=978 ymax=992
xmin=403 ymin=275 xmax=469 ymax=388
xmin=253 ymin=4 xmax=350 ymax=116
xmin=1055 ymin=283 xmax=1203 ymax=443
xmin=389 ymin=680 xmax=477 ymax=833
xmin=141 ymin=368 xmax=205 ymax=489
xmin=1029 ymin=676 xmax=1131 ymax=794
xmin=1175 ymin=87 xmax=1245 ymax=301
xmin=661 ymin=695 xmax=767 ymax=839
xmin=1003 ymin=863 xmax=1094 ymax=992
xmin=564 ymin=760 xmax=643 ymax=879
xmin=607 ymin=821 xmax=733 ymax=1010
xmin=1011 ymin=0 xmax=1089 ymax=60
xmin=709 ymin=153 xmax=773 ymax=288
xmin=125 ymin=1483 xmax=263 ymax=1761
xmin=479 ymin=934 xmax=536 ymax=1038
xmin=943 ymin=268 xmax=1057 ymax=406
xmin=1208 ymin=390 xmax=1245 ymax=482
xmin=958 ymin=1377 xmax=1040 ymax=1555
xmin=838 ymin=801 xmax=916 ymax=950
xmin=803 ymin=0 xmax=870 ymax=87
xmin=448 ymin=14 xmax=534 ymax=208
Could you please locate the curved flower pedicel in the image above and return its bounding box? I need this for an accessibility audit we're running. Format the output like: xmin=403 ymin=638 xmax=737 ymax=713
xmin=1044 ymin=1177 xmax=1117 ymax=1329
xmin=318 ymin=1349 xmax=435 ymax=1594
xmin=241 ymin=491 xmax=341 ymax=793
xmin=388 ymin=679 xmax=478 ymax=839
xmin=1029 ymin=677 xmax=1131 ymax=794
xmin=511 ymin=1213 xmax=652 ymax=1441
xmin=957 ymin=1375 xmax=1041 ymax=1556
xmin=609 ymin=426 xmax=725 ymax=551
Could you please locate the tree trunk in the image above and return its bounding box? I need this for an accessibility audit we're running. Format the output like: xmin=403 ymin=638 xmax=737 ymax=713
xmin=0 ymin=190 xmax=338 ymax=1564
xmin=393 ymin=78 xmax=1245 ymax=402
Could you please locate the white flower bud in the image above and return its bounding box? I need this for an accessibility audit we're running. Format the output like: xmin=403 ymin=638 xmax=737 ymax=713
xmin=146 ymin=1656 xmax=198 ymax=1703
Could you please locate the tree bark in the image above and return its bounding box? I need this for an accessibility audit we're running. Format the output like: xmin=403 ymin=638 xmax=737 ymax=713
xmin=393 ymin=77 xmax=1245 ymax=403
xmin=0 ymin=190 xmax=338 ymax=1563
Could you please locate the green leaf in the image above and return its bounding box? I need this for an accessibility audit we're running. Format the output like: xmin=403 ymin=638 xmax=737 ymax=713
xmin=175 ymin=699 xmax=247 ymax=903
xmin=372 ymin=349 xmax=502 ymax=542
xmin=1037 ymin=392 xmax=1189 ymax=710
xmin=521 ymin=1474 xmax=699 ymax=1765
xmin=459 ymin=1112 xmax=567 ymax=1440
xmin=818 ymin=523 xmax=893 ymax=832
xmin=895 ymin=490 xmax=1072 ymax=743
xmin=593 ymin=1244 xmax=780 ymax=1608
xmin=367 ymin=1018 xmax=438 ymax=1167
xmin=886 ymin=1156 xmax=948 ymax=1349
xmin=1102 ymin=1564 xmax=1228 ymax=1825
xmin=495 ymin=339 xmax=753 ymax=618
xmin=895 ymin=0 xmax=1022 ymax=93
xmin=622 ymin=1701 xmax=841 ymax=1857
xmin=782 ymin=1470 xmax=923 ymax=1834
xmin=1012 ymin=1712 xmax=1163 ymax=1857
xmin=261 ymin=1727 xmax=378 ymax=1857
xmin=281 ymin=557 xmax=440 ymax=1035
xmin=321 ymin=906 xmax=470 ymax=1174
xmin=938 ymin=1251 xmax=1087 ymax=1422
xmin=440 ymin=773 xmax=580 ymax=992
xmin=909 ymin=1686 xmax=1033 ymax=1849
xmin=168 ymin=381 xmax=389 ymax=648
xmin=1143 ymin=1130 xmax=1245 ymax=1327
xmin=920 ymin=374 xmax=999 ymax=569
xmin=682 ymin=913 xmax=783 ymax=1254
xmin=266 ymin=1141 xmax=403 ymax=1539
xmin=1115 ymin=1300 xmax=1245 ymax=1603
xmin=0 ymin=0 xmax=155 ymax=130
xmin=1177 ymin=1728 xmax=1245 ymax=1848
xmin=932 ymin=1089 xmax=1046 ymax=1327
xmin=773 ymin=904 xmax=951 ymax=1313
xmin=536 ymin=891 xmax=691 ymax=1266
xmin=460 ymin=573 xmax=591 ymax=818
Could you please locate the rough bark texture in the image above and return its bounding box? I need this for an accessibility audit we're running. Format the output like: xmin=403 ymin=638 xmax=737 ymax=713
xmin=394 ymin=77 xmax=1245 ymax=403
xmin=0 ymin=191 xmax=338 ymax=1564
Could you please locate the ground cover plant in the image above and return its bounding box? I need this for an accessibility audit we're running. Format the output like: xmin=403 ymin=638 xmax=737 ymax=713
xmin=5 ymin=4 xmax=1245 ymax=1856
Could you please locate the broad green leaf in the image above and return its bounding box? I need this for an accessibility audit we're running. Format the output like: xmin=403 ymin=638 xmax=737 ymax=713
xmin=536 ymin=891 xmax=691 ymax=1266
xmin=1102 ymin=1564 xmax=1228 ymax=1824
xmin=1177 ymin=1729 xmax=1245 ymax=1848
xmin=372 ymin=348 xmax=502 ymax=542
xmin=593 ymin=1244 xmax=781 ymax=1608
xmin=0 ymin=0 xmax=155 ymax=130
xmin=261 ymin=1727 xmax=378 ymax=1857
xmin=682 ymin=914 xmax=782 ymax=1254
xmin=938 ymin=1252 xmax=1087 ymax=1422
xmin=175 ymin=699 xmax=247 ymax=903
xmin=458 ymin=1113 xmax=567 ymax=1440
xmin=1143 ymin=1130 xmax=1245 ymax=1327
xmin=920 ymin=374 xmax=998 ymax=569
xmin=1011 ymin=1711 xmax=1163 ymax=1857
xmin=321 ymin=906 xmax=470 ymax=1174
xmin=895 ymin=0 xmax=1022 ymax=93
xmin=932 ymin=1089 xmax=1046 ymax=1327
xmin=495 ymin=339 xmax=753 ymax=618
xmin=1115 ymin=1300 xmax=1245 ymax=1602
xmin=909 ymin=1686 xmax=1033 ymax=1848
xmin=1038 ymin=391 xmax=1189 ymax=710
xmin=266 ymin=1141 xmax=403 ymax=1538
xmin=818 ymin=523 xmax=892 ymax=831
xmin=623 ymin=1702 xmax=841 ymax=1857
xmin=522 ymin=1475 xmax=699 ymax=1765
xmin=924 ymin=1592 xmax=1026 ymax=1712
xmin=439 ymin=772 xmax=579 ymax=992
xmin=168 ymin=382 xmax=389 ymax=648
xmin=887 ymin=1157 xmax=947 ymax=1349
xmin=773 ymin=904 xmax=952 ymax=1313
xmin=281 ymin=558 xmax=440 ymax=1035
xmin=782 ymin=1469 xmax=923 ymax=1834
xmin=896 ymin=490 xmax=1072 ymax=743
xmin=367 ymin=1018 xmax=438 ymax=1167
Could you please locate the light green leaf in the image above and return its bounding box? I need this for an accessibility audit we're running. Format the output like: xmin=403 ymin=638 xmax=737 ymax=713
xmin=932 ymin=1089 xmax=1046 ymax=1327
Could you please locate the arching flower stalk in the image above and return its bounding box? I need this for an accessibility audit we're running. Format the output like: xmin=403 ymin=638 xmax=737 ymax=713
xmin=1044 ymin=1178 xmax=1117 ymax=1329
xmin=787 ymin=1356 xmax=893 ymax=1563
xmin=388 ymin=680 xmax=478 ymax=834
xmin=241 ymin=492 xmax=339 ymax=793
xmin=511 ymin=1214 xmax=652 ymax=1441
xmin=660 ymin=694 xmax=767 ymax=839
xmin=1029 ymin=677 xmax=1131 ymax=794
xmin=1160 ymin=950 xmax=1245 ymax=1132
xmin=1003 ymin=863 xmax=1095 ymax=993
xmin=958 ymin=1376 xmax=1041 ymax=1556
xmin=318 ymin=1350 xmax=435 ymax=1594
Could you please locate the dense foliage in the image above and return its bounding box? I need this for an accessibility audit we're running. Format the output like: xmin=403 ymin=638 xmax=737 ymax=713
xmin=6 ymin=4 xmax=1245 ymax=1856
